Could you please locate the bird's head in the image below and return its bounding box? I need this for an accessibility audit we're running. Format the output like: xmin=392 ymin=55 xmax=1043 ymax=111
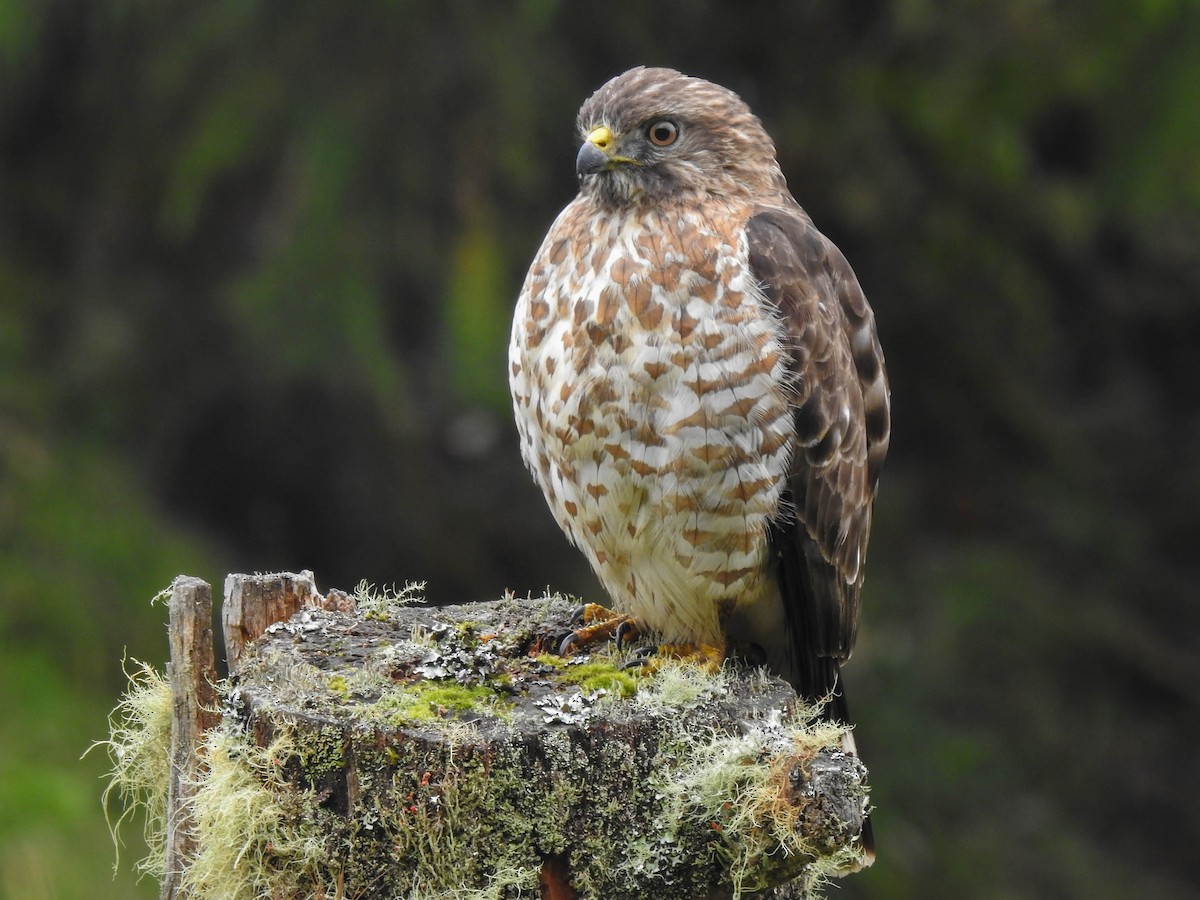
xmin=573 ymin=67 xmax=787 ymax=210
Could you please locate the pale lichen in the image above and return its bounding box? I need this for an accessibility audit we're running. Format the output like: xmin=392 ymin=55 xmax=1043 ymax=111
xmin=91 ymin=658 xmax=173 ymax=880
xmin=656 ymin=717 xmax=855 ymax=896
xmin=101 ymin=590 xmax=870 ymax=899
xmin=181 ymin=728 xmax=333 ymax=899
xmin=354 ymin=579 xmax=427 ymax=620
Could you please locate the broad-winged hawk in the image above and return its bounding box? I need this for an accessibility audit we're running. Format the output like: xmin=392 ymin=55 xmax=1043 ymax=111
xmin=509 ymin=68 xmax=890 ymax=837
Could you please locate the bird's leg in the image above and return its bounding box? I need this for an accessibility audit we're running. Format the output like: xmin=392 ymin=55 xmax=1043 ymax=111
xmin=621 ymin=640 xmax=726 ymax=674
xmin=558 ymin=603 xmax=644 ymax=656
xmin=657 ymin=642 xmax=726 ymax=671
xmin=558 ymin=606 xmax=726 ymax=675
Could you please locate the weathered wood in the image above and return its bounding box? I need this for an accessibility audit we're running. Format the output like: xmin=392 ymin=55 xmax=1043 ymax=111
xmin=160 ymin=575 xmax=220 ymax=900
xmin=149 ymin=573 xmax=870 ymax=898
xmin=222 ymin=570 xmax=350 ymax=672
xmin=215 ymin=582 xmax=872 ymax=899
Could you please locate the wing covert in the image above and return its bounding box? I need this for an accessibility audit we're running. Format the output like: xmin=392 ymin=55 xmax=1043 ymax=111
xmin=746 ymin=205 xmax=890 ymax=671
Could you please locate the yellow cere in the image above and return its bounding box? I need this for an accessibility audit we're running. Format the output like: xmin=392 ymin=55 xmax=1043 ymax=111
xmin=586 ymin=126 xmax=614 ymax=151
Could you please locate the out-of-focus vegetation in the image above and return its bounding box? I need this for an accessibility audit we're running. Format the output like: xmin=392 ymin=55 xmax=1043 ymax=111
xmin=1 ymin=1 xmax=1197 ymax=898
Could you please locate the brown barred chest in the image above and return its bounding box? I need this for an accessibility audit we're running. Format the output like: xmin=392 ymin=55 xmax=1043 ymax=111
xmin=509 ymin=204 xmax=795 ymax=643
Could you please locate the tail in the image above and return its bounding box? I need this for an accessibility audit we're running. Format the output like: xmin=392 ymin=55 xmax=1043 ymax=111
xmin=765 ymin=515 xmax=876 ymax=865
xmin=820 ymin=662 xmax=876 ymax=866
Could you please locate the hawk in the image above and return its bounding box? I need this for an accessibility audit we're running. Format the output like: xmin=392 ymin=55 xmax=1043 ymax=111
xmin=509 ymin=66 xmax=890 ymax=797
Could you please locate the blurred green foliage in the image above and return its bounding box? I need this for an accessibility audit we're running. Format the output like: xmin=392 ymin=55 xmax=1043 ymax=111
xmin=1 ymin=1 xmax=1198 ymax=898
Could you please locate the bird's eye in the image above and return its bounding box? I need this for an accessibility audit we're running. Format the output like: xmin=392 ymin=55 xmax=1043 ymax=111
xmin=647 ymin=120 xmax=679 ymax=147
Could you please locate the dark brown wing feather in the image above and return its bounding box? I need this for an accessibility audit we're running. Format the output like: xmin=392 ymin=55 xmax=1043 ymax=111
xmin=746 ymin=205 xmax=890 ymax=706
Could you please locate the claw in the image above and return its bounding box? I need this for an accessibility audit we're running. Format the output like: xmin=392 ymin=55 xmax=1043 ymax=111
xmin=619 ymin=644 xmax=660 ymax=672
xmin=620 ymin=651 xmax=656 ymax=671
xmin=614 ymin=618 xmax=642 ymax=649
xmin=558 ymin=632 xmax=582 ymax=657
xmin=618 ymin=641 xmax=727 ymax=673
xmin=554 ymin=603 xmax=640 ymax=657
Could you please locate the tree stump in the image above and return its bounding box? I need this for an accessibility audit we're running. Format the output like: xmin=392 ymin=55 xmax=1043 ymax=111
xmin=156 ymin=572 xmax=872 ymax=899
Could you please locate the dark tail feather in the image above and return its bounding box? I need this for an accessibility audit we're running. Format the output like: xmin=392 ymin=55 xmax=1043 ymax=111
xmin=766 ymin=518 xmax=875 ymax=862
xmin=820 ymin=664 xmax=876 ymax=865
xmin=860 ymin=808 xmax=876 ymax=864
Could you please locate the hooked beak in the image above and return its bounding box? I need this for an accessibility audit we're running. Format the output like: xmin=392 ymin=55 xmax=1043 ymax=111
xmin=576 ymin=125 xmax=638 ymax=178
xmin=576 ymin=140 xmax=611 ymax=177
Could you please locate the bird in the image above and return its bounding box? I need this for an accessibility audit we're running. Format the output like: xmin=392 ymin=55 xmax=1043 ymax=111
xmin=508 ymin=67 xmax=890 ymax=854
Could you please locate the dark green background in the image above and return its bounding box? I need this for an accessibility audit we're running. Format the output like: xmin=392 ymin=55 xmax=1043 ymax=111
xmin=2 ymin=1 xmax=1197 ymax=897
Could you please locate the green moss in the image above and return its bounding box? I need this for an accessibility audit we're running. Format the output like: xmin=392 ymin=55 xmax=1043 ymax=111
xmin=326 ymin=674 xmax=349 ymax=697
xmin=556 ymin=660 xmax=641 ymax=698
xmin=376 ymin=753 xmax=542 ymax=896
xmin=294 ymin=723 xmax=346 ymax=779
xmin=375 ymin=681 xmax=511 ymax=725
xmin=455 ymin=620 xmax=482 ymax=637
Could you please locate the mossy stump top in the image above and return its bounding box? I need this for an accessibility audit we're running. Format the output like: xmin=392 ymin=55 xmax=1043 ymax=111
xmin=153 ymin=573 xmax=872 ymax=899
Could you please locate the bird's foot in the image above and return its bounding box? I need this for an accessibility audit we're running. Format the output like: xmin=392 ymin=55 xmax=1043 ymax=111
xmin=557 ymin=606 xmax=725 ymax=675
xmin=622 ymin=641 xmax=725 ymax=674
xmin=557 ymin=603 xmax=643 ymax=656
